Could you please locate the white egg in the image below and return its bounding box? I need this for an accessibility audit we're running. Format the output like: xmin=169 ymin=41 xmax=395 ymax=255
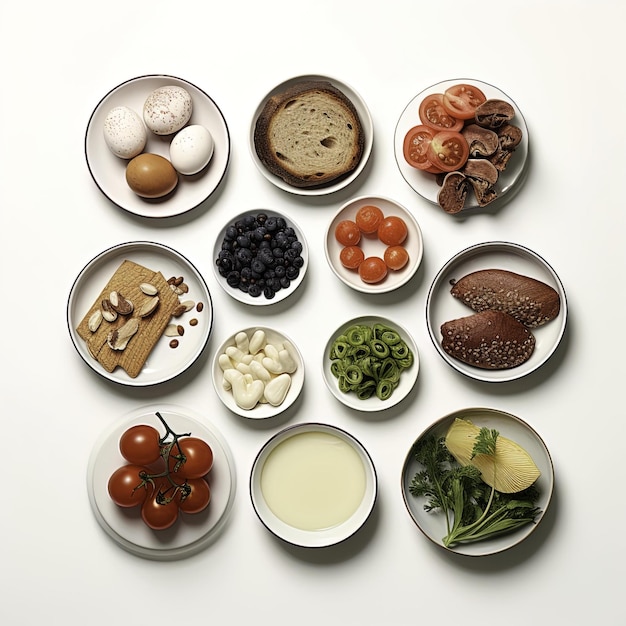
xmin=103 ymin=106 xmax=147 ymax=159
xmin=143 ymin=85 xmax=193 ymax=135
xmin=169 ymin=125 xmax=215 ymax=175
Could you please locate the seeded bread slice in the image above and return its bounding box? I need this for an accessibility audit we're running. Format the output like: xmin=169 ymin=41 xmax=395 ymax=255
xmin=254 ymin=80 xmax=365 ymax=188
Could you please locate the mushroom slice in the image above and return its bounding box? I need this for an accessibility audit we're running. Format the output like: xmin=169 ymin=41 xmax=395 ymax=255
xmin=475 ymin=99 xmax=515 ymax=129
xmin=463 ymin=159 xmax=499 ymax=206
xmin=489 ymin=123 xmax=524 ymax=171
xmin=437 ymin=171 xmax=470 ymax=214
xmin=461 ymin=124 xmax=499 ymax=158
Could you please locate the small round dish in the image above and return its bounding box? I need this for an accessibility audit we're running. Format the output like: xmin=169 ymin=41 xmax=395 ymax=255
xmin=323 ymin=315 xmax=419 ymax=412
xmin=212 ymin=208 xmax=309 ymax=306
xmin=249 ymin=74 xmax=373 ymax=196
xmin=212 ymin=326 xmax=305 ymax=419
xmin=250 ymin=422 xmax=377 ymax=548
xmin=401 ymin=407 xmax=554 ymax=557
xmin=85 ymin=74 xmax=230 ymax=218
xmin=426 ymin=241 xmax=567 ymax=383
xmin=394 ymin=78 xmax=528 ymax=210
xmin=325 ymin=195 xmax=424 ymax=294
xmin=86 ymin=404 xmax=236 ymax=561
xmin=67 ymin=241 xmax=213 ymax=386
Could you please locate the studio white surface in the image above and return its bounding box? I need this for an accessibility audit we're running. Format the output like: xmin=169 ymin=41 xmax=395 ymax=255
xmin=1 ymin=2 xmax=624 ymax=625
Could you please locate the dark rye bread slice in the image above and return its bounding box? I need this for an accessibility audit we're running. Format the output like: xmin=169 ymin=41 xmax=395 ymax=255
xmin=441 ymin=309 xmax=536 ymax=370
xmin=450 ymin=268 xmax=560 ymax=328
xmin=254 ymin=80 xmax=365 ymax=188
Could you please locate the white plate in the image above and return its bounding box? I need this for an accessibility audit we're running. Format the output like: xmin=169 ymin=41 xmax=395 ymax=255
xmin=212 ymin=209 xmax=309 ymax=306
xmin=85 ymin=74 xmax=230 ymax=218
xmin=86 ymin=404 xmax=236 ymax=561
xmin=67 ymin=241 xmax=213 ymax=386
xmin=249 ymin=74 xmax=373 ymax=196
xmin=250 ymin=422 xmax=377 ymax=548
xmin=212 ymin=326 xmax=305 ymax=419
xmin=426 ymin=241 xmax=567 ymax=382
xmin=394 ymin=79 xmax=529 ymax=211
xmin=323 ymin=315 xmax=419 ymax=412
xmin=325 ymin=195 xmax=424 ymax=294
xmin=401 ymin=407 xmax=554 ymax=557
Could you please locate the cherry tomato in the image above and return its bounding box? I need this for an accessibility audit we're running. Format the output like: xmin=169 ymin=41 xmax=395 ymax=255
xmin=168 ymin=437 xmax=214 ymax=479
xmin=355 ymin=205 xmax=384 ymax=234
xmin=119 ymin=424 xmax=161 ymax=466
xmin=177 ymin=478 xmax=211 ymax=515
xmin=384 ymin=245 xmax=410 ymax=270
xmin=141 ymin=487 xmax=180 ymax=530
xmin=108 ymin=464 xmax=151 ymax=508
xmin=442 ymin=84 xmax=487 ymax=120
xmin=334 ymin=219 xmax=361 ymax=246
xmin=378 ymin=216 xmax=408 ymax=246
xmin=403 ymin=125 xmax=439 ymax=171
xmin=419 ymin=93 xmax=463 ymax=132
xmin=339 ymin=245 xmax=365 ymax=270
xmin=358 ymin=256 xmax=388 ymax=284
xmin=426 ymin=131 xmax=469 ymax=173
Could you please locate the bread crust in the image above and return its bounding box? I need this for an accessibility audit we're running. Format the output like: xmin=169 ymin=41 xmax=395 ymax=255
xmin=254 ymin=80 xmax=365 ymax=188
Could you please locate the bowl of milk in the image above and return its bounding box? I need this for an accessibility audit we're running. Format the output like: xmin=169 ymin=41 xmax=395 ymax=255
xmin=249 ymin=422 xmax=377 ymax=547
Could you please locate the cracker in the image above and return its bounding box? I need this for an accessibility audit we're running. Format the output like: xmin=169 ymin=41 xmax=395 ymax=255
xmin=77 ymin=260 xmax=181 ymax=378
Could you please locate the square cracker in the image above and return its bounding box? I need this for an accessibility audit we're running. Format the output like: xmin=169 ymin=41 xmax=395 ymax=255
xmin=76 ymin=259 xmax=181 ymax=378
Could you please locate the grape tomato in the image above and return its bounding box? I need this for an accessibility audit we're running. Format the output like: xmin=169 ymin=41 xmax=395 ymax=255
xmin=334 ymin=220 xmax=361 ymax=246
xmin=378 ymin=216 xmax=408 ymax=246
xmin=340 ymin=245 xmax=365 ymax=269
xmin=358 ymin=256 xmax=388 ymax=284
xmin=355 ymin=205 xmax=384 ymax=234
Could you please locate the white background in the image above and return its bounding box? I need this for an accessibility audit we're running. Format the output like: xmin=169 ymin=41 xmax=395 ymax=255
xmin=2 ymin=1 xmax=624 ymax=624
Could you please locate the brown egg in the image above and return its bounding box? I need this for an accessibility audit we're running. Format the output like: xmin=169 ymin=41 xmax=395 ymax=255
xmin=125 ymin=153 xmax=178 ymax=198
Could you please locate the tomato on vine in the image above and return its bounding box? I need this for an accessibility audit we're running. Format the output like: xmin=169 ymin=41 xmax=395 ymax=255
xmin=119 ymin=424 xmax=161 ymax=465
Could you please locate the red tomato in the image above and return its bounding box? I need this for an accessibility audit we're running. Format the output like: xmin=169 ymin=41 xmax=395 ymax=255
xmin=177 ymin=478 xmax=211 ymax=515
xmin=334 ymin=219 xmax=361 ymax=246
xmin=442 ymin=84 xmax=487 ymax=120
xmin=403 ymin=125 xmax=439 ymax=171
xmin=419 ymin=93 xmax=464 ymax=132
xmin=427 ymin=131 xmax=469 ymax=172
xmin=358 ymin=257 xmax=388 ymax=284
xmin=339 ymin=245 xmax=365 ymax=270
xmin=355 ymin=205 xmax=384 ymax=234
xmin=141 ymin=487 xmax=180 ymax=530
xmin=384 ymin=246 xmax=410 ymax=270
xmin=168 ymin=437 xmax=214 ymax=479
xmin=378 ymin=216 xmax=408 ymax=246
xmin=119 ymin=424 xmax=161 ymax=466
xmin=108 ymin=464 xmax=151 ymax=508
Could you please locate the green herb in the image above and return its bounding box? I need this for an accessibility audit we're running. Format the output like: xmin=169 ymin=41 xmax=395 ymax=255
xmin=409 ymin=432 xmax=541 ymax=547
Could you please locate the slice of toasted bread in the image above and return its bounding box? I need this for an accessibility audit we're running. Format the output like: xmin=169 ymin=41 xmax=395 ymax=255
xmin=254 ymin=80 xmax=364 ymax=188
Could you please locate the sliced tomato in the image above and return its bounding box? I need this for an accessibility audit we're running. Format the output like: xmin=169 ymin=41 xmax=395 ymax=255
xmin=403 ymin=125 xmax=439 ymax=171
xmin=427 ymin=130 xmax=469 ymax=172
xmin=418 ymin=93 xmax=464 ymax=132
xmin=442 ymin=84 xmax=487 ymax=120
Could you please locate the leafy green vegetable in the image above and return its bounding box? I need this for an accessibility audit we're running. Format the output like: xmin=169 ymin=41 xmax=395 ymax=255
xmin=408 ymin=431 xmax=541 ymax=547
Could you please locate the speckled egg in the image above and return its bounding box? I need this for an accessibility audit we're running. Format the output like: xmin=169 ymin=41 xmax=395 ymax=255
xmin=103 ymin=106 xmax=147 ymax=159
xmin=125 ymin=153 xmax=178 ymax=198
xmin=143 ymin=85 xmax=193 ymax=136
xmin=169 ymin=125 xmax=215 ymax=175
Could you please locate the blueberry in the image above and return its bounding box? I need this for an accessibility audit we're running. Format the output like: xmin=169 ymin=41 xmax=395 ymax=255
xmin=226 ymin=271 xmax=240 ymax=287
xmin=248 ymin=284 xmax=262 ymax=297
xmin=263 ymin=285 xmax=276 ymax=299
xmin=286 ymin=266 xmax=300 ymax=280
xmin=280 ymin=277 xmax=291 ymax=289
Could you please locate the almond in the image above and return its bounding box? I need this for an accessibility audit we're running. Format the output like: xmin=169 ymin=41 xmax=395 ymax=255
xmin=450 ymin=268 xmax=560 ymax=328
xmin=440 ymin=309 xmax=535 ymax=370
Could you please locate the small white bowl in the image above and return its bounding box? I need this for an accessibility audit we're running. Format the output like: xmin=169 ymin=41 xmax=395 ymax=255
xmin=322 ymin=315 xmax=419 ymax=412
xmin=212 ymin=327 xmax=304 ymax=419
xmin=325 ymin=196 xmax=423 ymax=294
xmin=426 ymin=241 xmax=567 ymax=382
xmin=85 ymin=74 xmax=230 ymax=218
xmin=249 ymin=74 xmax=373 ymax=196
xmin=250 ymin=422 xmax=377 ymax=547
xmin=401 ymin=407 xmax=554 ymax=557
xmin=212 ymin=209 xmax=308 ymax=306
